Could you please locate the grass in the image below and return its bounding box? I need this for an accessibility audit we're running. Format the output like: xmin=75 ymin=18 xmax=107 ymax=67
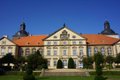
xmin=0 ymin=75 xmax=120 ymax=80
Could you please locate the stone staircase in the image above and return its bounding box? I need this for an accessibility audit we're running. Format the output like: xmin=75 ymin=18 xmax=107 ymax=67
xmin=43 ymin=69 xmax=90 ymax=76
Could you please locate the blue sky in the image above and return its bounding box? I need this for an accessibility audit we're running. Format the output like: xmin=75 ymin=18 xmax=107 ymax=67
xmin=0 ymin=0 xmax=120 ymax=38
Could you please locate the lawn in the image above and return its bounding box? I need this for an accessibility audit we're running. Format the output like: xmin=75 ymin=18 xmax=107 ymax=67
xmin=0 ymin=75 xmax=120 ymax=80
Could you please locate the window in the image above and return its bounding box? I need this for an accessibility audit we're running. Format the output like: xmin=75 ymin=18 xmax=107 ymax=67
xmin=72 ymin=35 xmax=76 ymax=38
xmin=88 ymin=47 xmax=91 ymax=56
xmin=25 ymin=48 xmax=30 ymax=56
xmin=80 ymin=48 xmax=83 ymax=57
xmin=72 ymin=41 xmax=76 ymax=45
xmin=32 ymin=48 xmax=36 ymax=53
xmin=48 ymin=60 xmax=50 ymax=66
xmin=94 ymin=47 xmax=98 ymax=54
xmin=107 ymin=47 xmax=112 ymax=55
xmin=54 ymin=36 xmax=57 ymax=38
xmin=53 ymin=50 xmax=57 ymax=55
xmin=53 ymin=60 xmax=57 ymax=66
xmin=73 ymin=49 xmax=77 ymax=56
xmin=8 ymin=47 xmax=12 ymax=53
xmin=79 ymin=41 xmax=83 ymax=44
xmin=1 ymin=46 xmax=5 ymax=55
xmin=101 ymin=47 xmax=105 ymax=55
xmin=53 ymin=41 xmax=57 ymax=45
xmin=47 ymin=41 xmax=51 ymax=45
xmin=39 ymin=48 xmax=43 ymax=55
xmin=63 ymin=41 xmax=67 ymax=45
xmin=47 ymin=50 xmax=51 ymax=55
xmin=63 ymin=60 xmax=67 ymax=66
xmin=63 ymin=50 xmax=67 ymax=56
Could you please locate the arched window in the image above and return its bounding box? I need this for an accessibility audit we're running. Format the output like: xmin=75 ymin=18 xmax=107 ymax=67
xmin=32 ymin=48 xmax=36 ymax=53
xmin=101 ymin=47 xmax=105 ymax=55
xmin=88 ymin=47 xmax=91 ymax=56
xmin=94 ymin=47 xmax=98 ymax=54
xmin=1 ymin=46 xmax=5 ymax=55
xmin=25 ymin=48 xmax=30 ymax=56
xmin=39 ymin=48 xmax=43 ymax=55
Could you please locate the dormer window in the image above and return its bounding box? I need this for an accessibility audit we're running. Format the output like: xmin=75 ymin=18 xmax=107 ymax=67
xmin=38 ymin=42 xmax=40 ymax=45
xmin=26 ymin=42 xmax=30 ymax=45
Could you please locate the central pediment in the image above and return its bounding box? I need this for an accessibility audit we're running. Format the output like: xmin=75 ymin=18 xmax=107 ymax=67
xmin=44 ymin=25 xmax=86 ymax=41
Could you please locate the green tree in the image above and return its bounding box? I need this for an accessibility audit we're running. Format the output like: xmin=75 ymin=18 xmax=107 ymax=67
xmin=94 ymin=52 xmax=107 ymax=80
xmin=1 ymin=53 xmax=16 ymax=67
xmin=23 ymin=64 xmax=36 ymax=80
xmin=27 ymin=50 xmax=47 ymax=77
xmin=17 ymin=56 xmax=26 ymax=71
xmin=83 ymin=56 xmax=94 ymax=69
xmin=57 ymin=59 xmax=63 ymax=69
xmin=105 ymin=55 xmax=114 ymax=69
xmin=68 ymin=57 xmax=75 ymax=69
xmin=115 ymin=53 xmax=120 ymax=65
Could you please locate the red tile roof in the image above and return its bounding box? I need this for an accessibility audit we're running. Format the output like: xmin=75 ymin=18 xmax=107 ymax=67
xmin=81 ymin=34 xmax=119 ymax=45
xmin=13 ymin=35 xmax=47 ymax=46
xmin=13 ymin=34 xmax=119 ymax=46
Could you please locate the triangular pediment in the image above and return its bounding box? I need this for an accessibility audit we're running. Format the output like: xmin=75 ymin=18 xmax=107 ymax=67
xmin=0 ymin=37 xmax=16 ymax=45
xmin=44 ymin=26 xmax=86 ymax=40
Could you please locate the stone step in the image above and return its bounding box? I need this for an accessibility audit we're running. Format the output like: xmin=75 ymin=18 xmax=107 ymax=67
xmin=44 ymin=71 xmax=90 ymax=76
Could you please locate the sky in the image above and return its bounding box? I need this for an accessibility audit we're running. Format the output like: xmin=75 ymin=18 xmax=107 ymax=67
xmin=0 ymin=0 xmax=120 ymax=38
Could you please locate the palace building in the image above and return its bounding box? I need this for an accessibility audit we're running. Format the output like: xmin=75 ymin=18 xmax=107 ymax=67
xmin=0 ymin=21 xmax=120 ymax=68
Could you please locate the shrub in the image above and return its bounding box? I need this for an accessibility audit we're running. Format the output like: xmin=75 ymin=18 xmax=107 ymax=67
xmin=0 ymin=68 xmax=5 ymax=75
xmin=68 ymin=58 xmax=75 ymax=69
xmin=57 ymin=59 xmax=63 ymax=69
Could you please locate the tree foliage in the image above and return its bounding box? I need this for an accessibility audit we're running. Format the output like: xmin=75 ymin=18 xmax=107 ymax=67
xmin=68 ymin=57 xmax=75 ymax=69
xmin=57 ymin=59 xmax=63 ymax=69
xmin=94 ymin=52 xmax=107 ymax=80
xmin=1 ymin=53 xmax=16 ymax=66
xmin=115 ymin=53 xmax=120 ymax=65
xmin=83 ymin=56 xmax=94 ymax=69
xmin=105 ymin=55 xmax=114 ymax=69
xmin=27 ymin=50 xmax=47 ymax=70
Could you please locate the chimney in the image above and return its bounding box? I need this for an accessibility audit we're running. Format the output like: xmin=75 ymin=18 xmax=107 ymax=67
xmin=3 ymin=35 xmax=8 ymax=38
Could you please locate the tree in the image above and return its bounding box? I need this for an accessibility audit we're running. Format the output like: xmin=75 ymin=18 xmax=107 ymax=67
xmin=27 ymin=50 xmax=48 ymax=77
xmin=27 ymin=50 xmax=47 ymax=70
xmin=94 ymin=52 xmax=107 ymax=80
xmin=105 ymin=55 xmax=114 ymax=69
xmin=115 ymin=53 xmax=120 ymax=65
xmin=68 ymin=57 xmax=75 ymax=69
xmin=57 ymin=59 xmax=63 ymax=69
xmin=17 ymin=56 xmax=26 ymax=71
xmin=83 ymin=56 xmax=94 ymax=69
xmin=23 ymin=64 xmax=36 ymax=80
xmin=1 ymin=53 xmax=16 ymax=66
